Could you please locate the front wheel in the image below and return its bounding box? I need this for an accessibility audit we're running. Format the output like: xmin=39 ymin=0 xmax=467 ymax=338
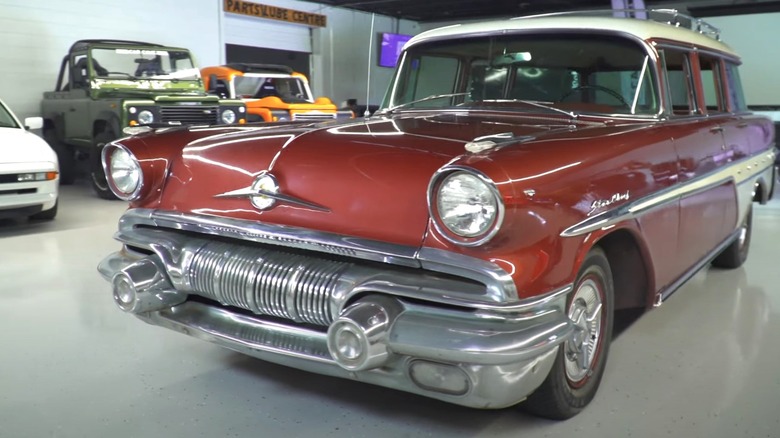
xmin=90 ymin=130 xmax=119 ymax=200
xmin=523 ymin=247 xmax=614 ymax=420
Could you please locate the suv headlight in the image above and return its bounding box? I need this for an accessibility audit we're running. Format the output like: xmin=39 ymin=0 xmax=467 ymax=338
xmin=138 ymin=110 xmax=154 ymax=125
xmin=429 ymin=169 xmax=503 ymax=246
xmin=221 ymin=109 xmax=236 ymax=124
xmin=102 ymin=143 xmax=142 ymax=200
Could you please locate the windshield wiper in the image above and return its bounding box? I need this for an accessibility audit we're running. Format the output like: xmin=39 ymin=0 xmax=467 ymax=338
xmin=381 ymin=92 xmax=470 ymax=115
xmin=481 ymin=99 xmax=577 ymax=119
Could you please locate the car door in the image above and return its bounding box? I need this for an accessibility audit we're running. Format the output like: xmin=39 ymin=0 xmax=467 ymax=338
xmin=663 ymin=48 xmax=734 ymax=270
xmin=63 ymin=53 xmax=93 ymax=145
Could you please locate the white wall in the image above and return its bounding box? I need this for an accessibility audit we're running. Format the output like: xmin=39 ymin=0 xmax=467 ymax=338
xmin=312 ymin=11 xmax=420 ymax=107
xmin=0 ymin=0 xmax=222 ymax=120
xmin=707 ymin=12 xmax=780 ymax=106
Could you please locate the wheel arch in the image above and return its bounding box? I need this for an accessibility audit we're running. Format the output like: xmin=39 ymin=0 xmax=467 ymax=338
xmin=584 ymin=226 xmax=655 ymax=311
xmin=92 ymin=113 xmax=121 ymax=140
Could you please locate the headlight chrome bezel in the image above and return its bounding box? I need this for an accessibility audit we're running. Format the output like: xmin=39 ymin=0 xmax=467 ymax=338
xmin=102 ymin=142 xmax=143 ymax=201
xmin=428 ymin=167 xmax=505 ymax=247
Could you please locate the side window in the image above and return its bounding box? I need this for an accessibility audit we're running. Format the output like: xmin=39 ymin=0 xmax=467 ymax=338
xmin=724 ymin=62 xmax=747 ymax=112
xmin=698 ymin=55 xmax=725 ymax=113
xmin=662 ymin=49 xmax=697 ymax=116
xmin=70 ymin=54 xmax=88 ymax=90
xmin=399 ymin=56 xmax=459 ymax=107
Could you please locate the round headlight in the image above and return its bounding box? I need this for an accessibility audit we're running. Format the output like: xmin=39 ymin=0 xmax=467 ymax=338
xmin=221 ymin=109 xmax=236 ymax=124
xmin=434 ymin=170 xmax=502 ymax=243
xmin=138 ymin=110 xmax=154 ymax=125
xmin=108 ymin=146 xmax=142 ymax=198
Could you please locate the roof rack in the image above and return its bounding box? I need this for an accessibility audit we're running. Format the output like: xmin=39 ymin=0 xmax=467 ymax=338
xmin=515 ymin=9 xmax=721 ymax=41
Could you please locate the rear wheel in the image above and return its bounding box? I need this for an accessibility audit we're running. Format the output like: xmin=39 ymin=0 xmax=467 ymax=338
xmin=90 ymin=129 xmax=119 ymax=200
xmin=524 ymin=247 xmax=614 ymax=420
xmin=43 ymin=129 xmax=75 ymax=185
xmin=712 ymin=206 xmax=752 ymax=269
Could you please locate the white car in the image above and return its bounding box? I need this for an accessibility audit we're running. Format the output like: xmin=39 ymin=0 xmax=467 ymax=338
xmin=0 ymin=99 xmax=58 ymax=220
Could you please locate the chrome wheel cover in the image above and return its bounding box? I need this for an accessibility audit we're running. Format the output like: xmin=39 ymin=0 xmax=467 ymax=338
xmin=738 ymin=217 xmax=748 ymax=249
xmin=564 ymin=277 xmax=603 ymax=383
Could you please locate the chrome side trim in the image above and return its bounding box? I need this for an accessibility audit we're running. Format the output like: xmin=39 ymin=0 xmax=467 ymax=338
xmin=561 ymin=149 xmax=776 ymax=237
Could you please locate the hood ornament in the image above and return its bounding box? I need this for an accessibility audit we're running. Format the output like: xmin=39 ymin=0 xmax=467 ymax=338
xmin=214 ymin=171 xmax=330 ymax=212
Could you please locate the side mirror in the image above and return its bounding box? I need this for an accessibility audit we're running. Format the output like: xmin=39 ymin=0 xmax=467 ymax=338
xmin=24 ymin=117 xmax=43 ymax=130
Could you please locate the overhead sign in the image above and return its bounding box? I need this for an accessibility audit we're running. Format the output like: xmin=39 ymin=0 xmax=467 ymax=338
xmin=224 ymin=0 xmax=327 ymax=28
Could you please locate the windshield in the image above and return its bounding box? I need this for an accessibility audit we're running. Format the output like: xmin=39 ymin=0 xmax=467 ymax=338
xmin=233 ymin=75 xmax=312 ymax=103
xmin=89 ymin=48 xmax=200 ymax=81
xmin=384 ymin=33 xmax=659 ymax=116
xmin=0 ymin=101 xmax=19 ymax=129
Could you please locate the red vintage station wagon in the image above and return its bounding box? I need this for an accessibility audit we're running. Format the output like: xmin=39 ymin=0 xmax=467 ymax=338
xmin=99 ymin=10 xmax=775 ymax=419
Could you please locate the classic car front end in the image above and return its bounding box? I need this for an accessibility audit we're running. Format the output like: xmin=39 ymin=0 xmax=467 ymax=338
xmin=98 ymin=11 xmax=775 ymax=419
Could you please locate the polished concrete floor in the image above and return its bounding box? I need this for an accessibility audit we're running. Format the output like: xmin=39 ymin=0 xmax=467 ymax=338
xmin=1 ymin=182 xmax=779 ymax=438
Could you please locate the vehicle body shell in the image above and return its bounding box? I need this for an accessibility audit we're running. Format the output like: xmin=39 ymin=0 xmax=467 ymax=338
xmin=0 ymin=99 xmax=59 ymax=219
xmin=98 ymin=13 xmax=776 ymax=413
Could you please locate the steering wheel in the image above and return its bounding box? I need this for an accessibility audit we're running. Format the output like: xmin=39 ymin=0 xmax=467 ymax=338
xmin=560 ymin=85 xmax=629 ymax=107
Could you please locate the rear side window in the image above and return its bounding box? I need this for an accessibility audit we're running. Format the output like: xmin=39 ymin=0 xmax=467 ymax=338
xmin=724 ymin=62 xmax=747 ymax=112
xmin=698 ymin=55 xmax=725 ymax=113
xmin=662 ymin=49 xmax=697 ymax=116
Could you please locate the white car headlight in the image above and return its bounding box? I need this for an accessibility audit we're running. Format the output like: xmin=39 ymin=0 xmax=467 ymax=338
xmin=107 ymin=146 xmax=142 ymax=199
xmin=138 ymin=110 xmax=154 ymax=125
xmin=432 ymin=170 xmax=503 ymax=245
xmin=221 ymin=109 xmax=236 ymax=124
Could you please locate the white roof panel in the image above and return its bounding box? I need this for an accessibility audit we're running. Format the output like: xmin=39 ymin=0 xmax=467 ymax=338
xmin=407 ymin=16 xmax=739 ymax=59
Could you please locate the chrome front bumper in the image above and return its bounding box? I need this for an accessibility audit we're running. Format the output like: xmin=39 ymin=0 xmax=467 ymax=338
xmin=98 ymin=210 xmax=574 ymax=408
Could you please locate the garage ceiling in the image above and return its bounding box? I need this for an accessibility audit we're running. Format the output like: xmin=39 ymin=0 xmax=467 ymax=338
xmin=302 ymin=0 xmax=780 ymax=22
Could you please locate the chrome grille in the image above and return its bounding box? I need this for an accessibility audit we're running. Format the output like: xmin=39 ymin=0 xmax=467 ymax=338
xmin=292 ymin=113 xmax=337 ymax=122
xmin=185 ymin=241 xmax=351 ymax=326
xmin=159 ymin=105 xmax=219 ymax=125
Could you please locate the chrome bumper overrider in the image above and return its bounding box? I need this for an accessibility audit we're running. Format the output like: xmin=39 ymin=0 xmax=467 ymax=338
xmin=99 ymin=209 xmax=574 ymax=408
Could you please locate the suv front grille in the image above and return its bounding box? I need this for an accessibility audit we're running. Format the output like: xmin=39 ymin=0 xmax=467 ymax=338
xmin=159 ymin=105 xmax=220 ymax=125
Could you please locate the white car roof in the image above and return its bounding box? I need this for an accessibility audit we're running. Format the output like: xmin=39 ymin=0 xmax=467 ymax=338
xmin=407 ymin=15 xmax=738 ymax=59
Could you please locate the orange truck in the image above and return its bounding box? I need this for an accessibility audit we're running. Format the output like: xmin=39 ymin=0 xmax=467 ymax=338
xmin=202 ymin=63 xmax=353 ymax=122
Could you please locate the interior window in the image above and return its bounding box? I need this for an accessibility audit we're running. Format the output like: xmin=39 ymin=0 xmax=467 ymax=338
xmin=724 ymin=62 xmax=747 ymax=112
xmin=699 ymin=55 xmax=725 ymax=113
xmin=662 ymin=50 xmax=697 ymax=116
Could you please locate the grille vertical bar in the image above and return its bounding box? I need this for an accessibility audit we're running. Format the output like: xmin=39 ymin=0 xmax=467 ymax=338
xmin=185 ymin=241 xmax=350 ymax=326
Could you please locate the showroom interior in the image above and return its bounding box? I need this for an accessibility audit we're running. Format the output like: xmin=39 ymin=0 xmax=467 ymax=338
xmin=1 ymin=0 xmax=780 ymax=436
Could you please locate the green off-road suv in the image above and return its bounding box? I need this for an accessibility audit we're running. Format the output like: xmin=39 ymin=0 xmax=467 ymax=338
xmin=41 ymin=39 xmax=245 ymax=199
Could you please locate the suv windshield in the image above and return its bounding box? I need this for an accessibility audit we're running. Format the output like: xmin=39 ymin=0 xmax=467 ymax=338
xmin=89 ymin=48 xmax=200 ymax=81
xmin=234 ymin=75 xmax=312 ymax=103
xmin=0 ymin=101 xmax=19 ymax=129
xmin=384 ymin=33 xmax=659 ymax=116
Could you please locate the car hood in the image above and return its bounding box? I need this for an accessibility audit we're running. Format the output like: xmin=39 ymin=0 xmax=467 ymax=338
xmin=0 ymin=128 xmax=57 ymax=165
xmin=156 ymin=113 xmax=595 ymax=247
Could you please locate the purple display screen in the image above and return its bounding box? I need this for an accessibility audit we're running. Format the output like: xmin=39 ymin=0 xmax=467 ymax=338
xmin=379 ymin=33 xmax=413 ymax=68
